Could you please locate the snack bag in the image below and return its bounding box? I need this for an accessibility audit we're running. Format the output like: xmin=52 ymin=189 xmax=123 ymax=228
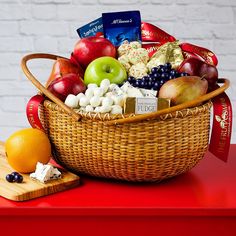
xmin=102 ymin=10 xmax=142 ymax=47
xmin=77 ymin=17 xmax=103 ymax=38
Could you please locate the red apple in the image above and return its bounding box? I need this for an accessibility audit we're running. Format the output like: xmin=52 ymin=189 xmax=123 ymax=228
xmin=72 ymin=36 xmax=116 ymax=69
xmin=178 ymin=57 xmax=201 ymax=76
xmin=198 ymin=63 xmax=218 ymax=85
xmin=48 ymin=73 xmax=86 ymax=102
xmin=178 ymin=57 xmax=218 ymax=86
xmin=46 ymin=57 xmax=84 ymax=88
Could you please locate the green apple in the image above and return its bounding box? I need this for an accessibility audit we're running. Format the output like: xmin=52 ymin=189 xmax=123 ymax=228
xmin=84 ymin=56 xmax=127 ymax=86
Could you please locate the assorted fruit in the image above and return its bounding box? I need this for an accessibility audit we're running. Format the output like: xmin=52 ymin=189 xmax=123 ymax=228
xmin=44 ymin=31 xmax=218 ymax=115
xmin=178 ymin=57 xmax=218 ymax=86
xmin=43 ymin=11 xmax=220 ymax=116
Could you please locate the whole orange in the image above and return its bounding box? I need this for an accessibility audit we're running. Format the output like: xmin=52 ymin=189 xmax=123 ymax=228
xmin=5 ymin=128 xmax=52 ymax=173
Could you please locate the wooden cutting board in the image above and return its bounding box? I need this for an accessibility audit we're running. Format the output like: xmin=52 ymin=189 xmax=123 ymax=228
xmin=0 ymin=141 xmax=80 ymax=201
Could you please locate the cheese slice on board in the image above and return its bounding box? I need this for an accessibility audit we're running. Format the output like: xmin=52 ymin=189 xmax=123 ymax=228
xmin=0 ymin=141 xmax=80 ymax=202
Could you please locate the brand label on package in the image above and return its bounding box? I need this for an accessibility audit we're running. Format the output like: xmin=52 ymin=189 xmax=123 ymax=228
xmin=124 ymin=97 xmax=170 ymax=114
xmin=77 ymin=17 xmax=103 ymax=38
xmin=102 ymin=11 xmax=142 ymax=46
xmin=135 ymin=97 xmax=157 ymax=114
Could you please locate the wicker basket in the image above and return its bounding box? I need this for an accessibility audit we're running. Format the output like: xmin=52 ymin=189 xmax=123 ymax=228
xmin=21 ymin=53 xmax=230 ymax=182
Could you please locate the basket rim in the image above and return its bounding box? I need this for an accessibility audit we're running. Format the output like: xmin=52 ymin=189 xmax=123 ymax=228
xmin=43 ymin=99 xmax=212 ymax=122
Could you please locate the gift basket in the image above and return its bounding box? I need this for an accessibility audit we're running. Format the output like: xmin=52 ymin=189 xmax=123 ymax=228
xmin=21 ymin=11 xmax=230 ymax=182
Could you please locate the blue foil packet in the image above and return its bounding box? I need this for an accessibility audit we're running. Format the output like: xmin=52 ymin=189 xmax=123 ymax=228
xmin=102 ymin=11 xmax=142 ymax=47
xmin=77 ymin=17 xmax=103 ymax=38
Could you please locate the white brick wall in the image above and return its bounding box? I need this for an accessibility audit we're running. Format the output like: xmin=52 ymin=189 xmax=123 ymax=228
xmin=0 ymin=0 xmax=235 ymax=143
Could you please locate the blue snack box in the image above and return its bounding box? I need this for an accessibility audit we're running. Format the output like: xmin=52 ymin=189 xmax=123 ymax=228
xmin=102 ymin=11 xmax=142 ymax=47
xmin=77 ymin=17 xmax=103 ymax=38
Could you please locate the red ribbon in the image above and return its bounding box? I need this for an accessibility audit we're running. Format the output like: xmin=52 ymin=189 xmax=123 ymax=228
xmin=182 ymin=50 xmax=205 ymax=62
xmin=141 ymin=22 xmax=175 ymax=57
xmin=209 ymin=90 xmax=232 ymax=162
xmin=142 ymin=43 xmax=163 ymax=58
xmin=26 ymin=94 xmax=45 ymax=131
xmin=141 ymin=22 xmax=176 ymax=43
xmin=141 ymin=22 xmax=218 ymax=66
xmin=180 ymin=43 xmax=218 ymax=66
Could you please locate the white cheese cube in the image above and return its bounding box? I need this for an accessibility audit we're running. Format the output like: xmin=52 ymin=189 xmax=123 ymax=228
xmin=140 ymin=88 xmax=157 ymax=98
xmin=111 ymin=86 xmax=124 ymax=95
xmin=30 ymin=162 xmax=61 ymax=183
xmin=108 ymin=83 xmax=118 ymax=92
xmin=111 ymin=94 xmax=126 ymax=107
xmin=127 ymin=87 xmax=144 ymax=98
xmin=50 ymin=168 xmax=62 ymax=180
xmin=120 ymin=81 xmax=133 ymax=93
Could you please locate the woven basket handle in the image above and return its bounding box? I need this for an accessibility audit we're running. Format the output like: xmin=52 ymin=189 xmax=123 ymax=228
xmin=106 ymin=78 xmax=230 ymax=125
xmin=21 ymin=53 xmax=81 ymax=121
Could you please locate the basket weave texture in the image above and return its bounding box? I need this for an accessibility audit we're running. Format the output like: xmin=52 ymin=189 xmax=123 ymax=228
xmin=40 ymin=100 xmax=211 ymax=182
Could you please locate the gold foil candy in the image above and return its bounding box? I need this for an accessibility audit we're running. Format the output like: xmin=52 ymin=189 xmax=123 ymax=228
xmin=146 ymin=55 xmax=166 ymax=72
xmin=149 ymin=41 xmax=184 ymax=70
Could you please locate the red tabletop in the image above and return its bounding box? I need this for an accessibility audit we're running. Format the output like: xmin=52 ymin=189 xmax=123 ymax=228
xmin=1 ymin=145 xmax=236 ymax=236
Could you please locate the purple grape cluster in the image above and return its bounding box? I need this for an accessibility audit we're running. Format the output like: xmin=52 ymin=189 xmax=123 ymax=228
xmin=127 ymin=63 xmax=189 ymax=91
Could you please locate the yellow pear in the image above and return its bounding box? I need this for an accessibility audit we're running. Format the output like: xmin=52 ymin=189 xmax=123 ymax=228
xmin=158 ymin=76 xmax=208 ymax=105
